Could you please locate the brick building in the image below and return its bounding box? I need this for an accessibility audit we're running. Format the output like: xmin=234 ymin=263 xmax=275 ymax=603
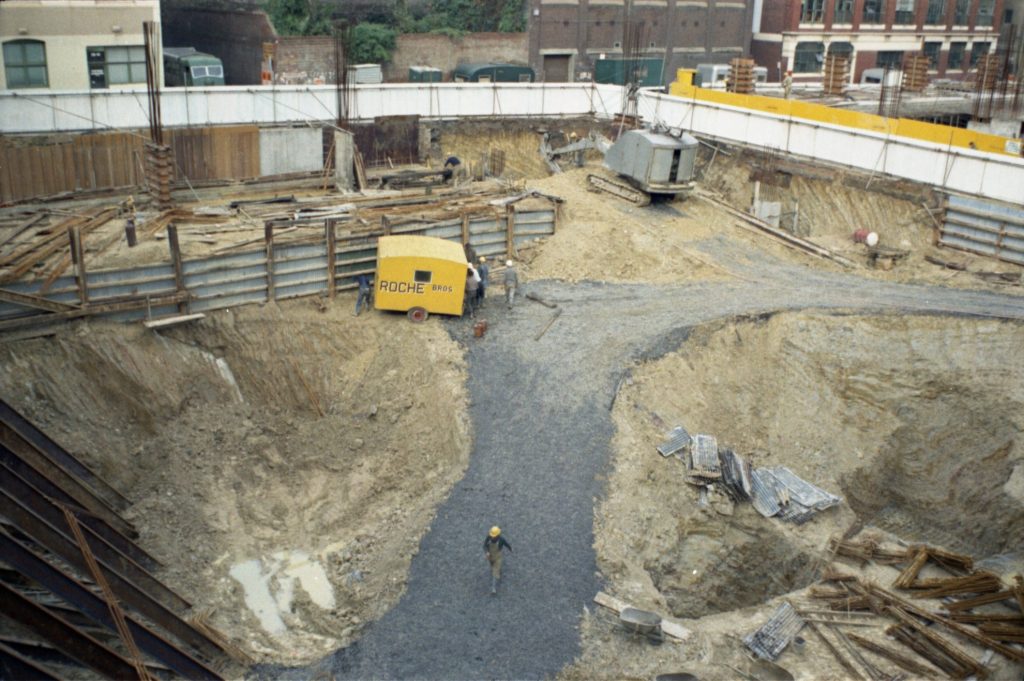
xmin=527 ymin=0 xmax=755 ymax=84
xmin=751 ymin=0 xmax=1004 ymax=82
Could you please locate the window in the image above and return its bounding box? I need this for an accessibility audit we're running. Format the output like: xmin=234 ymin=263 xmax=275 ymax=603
xmin=87 ymin=46 xmax=146 ymax=88
xmin=976 ymin=0 xmax=995 ymax=26
xmin=970 ymin=42 xmax=990 ymax=66
xmin=3 ymin=40 xmax=48 ymax=88
xmin=863 ymin=0 xmax=884 ymax=23
xmin=828 ymin=41 xmax=854 ymax=57
xmin=877 ymin=51 xmax=904 ymax=68
xmin=801 ymin=0 xmax=825 ymax=22
xmin=948 ymin=41 xmax=965 ymax=68
xmin=953 ymin=0 xmax=968 ymax=23
xmin=190 ymin=64 xmax=223 ymax=79
xmin=414 ymin=270 xmax=432 ymax=283
xmin=923 ymin=41 xmax=941 ymax=67
xmin=793 ymin=41 xmax=824 ymax=72
xmin=834 ymin=0 xmax=854 ymax=22
xmin=894 ymin=0 xmax=915 ymax=24
xmin=925 ymin=0 xmax=945 ymax=23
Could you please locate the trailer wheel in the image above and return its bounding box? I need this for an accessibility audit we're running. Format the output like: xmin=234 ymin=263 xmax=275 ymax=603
xmin=407 ymin=307 xmax=429 ymax=323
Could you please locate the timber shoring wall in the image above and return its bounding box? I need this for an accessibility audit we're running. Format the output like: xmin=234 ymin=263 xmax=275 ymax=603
xmin=0 ymin=205 xmax=557 ymax=330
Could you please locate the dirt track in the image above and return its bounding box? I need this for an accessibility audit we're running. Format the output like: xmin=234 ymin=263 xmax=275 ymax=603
xmin=262 ymin=205 xmax=1024 ymax=680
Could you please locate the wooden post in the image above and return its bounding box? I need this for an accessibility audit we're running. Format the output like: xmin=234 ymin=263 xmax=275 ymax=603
xmin=325 ymin=219 xmax=337 ymax=300
xmin=505 ymin=205 xmax=515 ymax=259
xmin=265 ymin=222 xmax=276 ymax=301
xmin=381 ymin=215 xmax=392 ymax=235
xmin=67 ymin=226 xmax=89 ymax=305
xmin=461 ymin=212 xmax=469 ymax=246
xmin=166 ymin=224 xmax=187 ymax=313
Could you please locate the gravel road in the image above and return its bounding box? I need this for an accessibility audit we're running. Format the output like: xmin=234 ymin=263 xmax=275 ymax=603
xmin=269 ymin=227 xmax=1024 ymax=681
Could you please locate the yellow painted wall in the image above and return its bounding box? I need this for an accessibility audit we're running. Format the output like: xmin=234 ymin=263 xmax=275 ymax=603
xmin=669 ymin=69 xmax=1022 ymax=157
xmin=375 ymin=236 xmax=469 ymax=317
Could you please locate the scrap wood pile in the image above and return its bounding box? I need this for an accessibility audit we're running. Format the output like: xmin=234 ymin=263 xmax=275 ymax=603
xmin=777 ymin=538 xmax=1024 ymax=679
xmin=656 ymin=426 xmax=841 ymax=523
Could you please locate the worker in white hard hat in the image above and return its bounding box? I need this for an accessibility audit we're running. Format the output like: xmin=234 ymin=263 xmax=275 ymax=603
xmin=502 ymin=259 xmax=518 ymax=309
xmin=483 ymin=526 xmax=512 ymax=595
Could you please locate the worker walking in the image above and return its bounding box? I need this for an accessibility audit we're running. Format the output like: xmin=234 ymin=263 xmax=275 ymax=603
xmin=354 ymin=273 xmax=372 ymax=316
xmin=484 ymin=526 xmax=512 ymax=595
xmin=783 ymin=70 xmax=793 ymax=99
xmin=464 ymin=265 xmax=480 ymax=318
xmin=503 ymin=259 xmax=518 ymax=309
xmin=476 ymin=256 xmax=489 ymax=308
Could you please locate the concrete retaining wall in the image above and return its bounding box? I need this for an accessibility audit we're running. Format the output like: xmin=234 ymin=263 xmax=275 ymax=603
xmin=258 ymin=127 xmax=324 ymax=176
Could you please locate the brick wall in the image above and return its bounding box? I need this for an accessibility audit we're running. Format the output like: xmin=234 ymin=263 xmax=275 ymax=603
xmin=274 ymin=36 xmax=337 ymax=84
xmin=385 ymin=33 xmax=529 ymax=81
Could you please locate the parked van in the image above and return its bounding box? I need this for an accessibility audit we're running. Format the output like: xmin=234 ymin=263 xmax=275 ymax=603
xmin=860 ymin=67 xmax=901 ymax=85
xmin=163 ymin=47 xmax=224 ymax=86
xmin=452 ymin=63 xmax=535 ymax=83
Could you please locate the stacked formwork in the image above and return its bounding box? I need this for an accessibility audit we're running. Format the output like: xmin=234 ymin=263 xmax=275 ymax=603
xmin=728 ymin=58 xmax=756 ymax=94
xmin=902 ymin=54 xmax=930 ymax=93
xmin=822 ymin=54 xmax=850 ymax=96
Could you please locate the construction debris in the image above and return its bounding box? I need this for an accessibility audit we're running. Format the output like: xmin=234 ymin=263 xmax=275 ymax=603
xmin=593 ymin=592 xmax=691 ymax=642
xmin=656 ymin=426 xmax=691 ymax=458
xmin=744 ymin=601 xmax=806 ymax=661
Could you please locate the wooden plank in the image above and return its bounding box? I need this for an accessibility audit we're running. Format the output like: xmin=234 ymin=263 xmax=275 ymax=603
xmin=68 ymin=226 xmax=88 ymax=305
xmin=325 ymin=219 xmax=336 ymax=299
xmin=143 ymin=313 xmax=205 ymax=329
xmin=0 ymin=287 xmax=79 ymax=313
xmin=265 ymin=223 xmax=275 ymax=301
xmin=0 ymin=291 xmax=189 ymax=332
xmin=592 ymin=592 xmax=691 ymax=642
xmin=0 ymin=214 xmax=46 ymax=249
xmin=167 ymin=224 xmax=187 ymax=314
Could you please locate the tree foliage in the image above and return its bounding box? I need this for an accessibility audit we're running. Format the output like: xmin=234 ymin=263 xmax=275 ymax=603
xmin=348 ymin=23 xmax=398 ymax=63
xmin=263 ymin=0 xmax=333 ymax=36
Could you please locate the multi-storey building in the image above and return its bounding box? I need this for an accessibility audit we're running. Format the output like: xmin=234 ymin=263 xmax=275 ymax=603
xmin=528 ymin=0 xmax=755 ymax=84
xmin=751 ymin=0 xmax=1004 ymax=82
xmin=1 ymin=0 xmax=161 ymax=91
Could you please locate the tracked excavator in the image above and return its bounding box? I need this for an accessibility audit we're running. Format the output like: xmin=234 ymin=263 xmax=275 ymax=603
xmin=542 ymin=128 xmax=699 ymax=206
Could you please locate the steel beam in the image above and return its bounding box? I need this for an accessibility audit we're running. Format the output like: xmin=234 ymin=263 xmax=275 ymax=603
xmin=0 ymin=640 xmax=60 ymax=681
xmin=0 ymin=443 xmax=143 ymax=556
xmin=0 ymin=287 xmax=79 ymax=313
xmin=0 ymin=291 xmax=189 ymax=332
xmin=0 ymin=398 xmax=130 ymax=511
xmin=0 ymin=488 xmax=221 ymax=662
xmin=1 ymin=463 xmax=189 ymax=612
xmin=0 ymin=581 xmax=142 ymax=679
xmin=0 ymin=530 xmax=223 ymax=681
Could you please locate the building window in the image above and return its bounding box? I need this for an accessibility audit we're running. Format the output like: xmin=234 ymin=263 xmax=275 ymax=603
xmin=925 ymin=0 xmax=945 ymax=23
xmin=834 ymin=0 xmax=854 ymax=22
xmin=828 ymin=41 xmax=854 ymax=57
xmin=801 ymin=0 xmax=825 ymax=22
xmin=953 ymin=0 xmax=969 ymax=23
xmin=793 ymin=41 xmax=824 ymax=72
xmin=877 ymin=50 xmax=904 ymax=68
xmin=923 ymin=41 xmax=941 ymax=67
xmin=3 ymin=39 xmax=48 ymax=88
xmin=894 ymin=0 xmax=915 ymax=24
xmin=976 ymin=0 xmax=995 ymax=25
xmin=86 ymin=46 xmax=146 ymax=89
xmin=948 ymin=41 xmax=965 ymax=68
xmin=863 ymin=0 xmax=885 ymax=23
xmin=970 ymin=42 xmax=990 ymax=66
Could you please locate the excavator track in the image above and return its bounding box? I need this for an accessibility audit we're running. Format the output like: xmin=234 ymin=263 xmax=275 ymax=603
xmin=586 ymin=174 xmax=651 ymax=207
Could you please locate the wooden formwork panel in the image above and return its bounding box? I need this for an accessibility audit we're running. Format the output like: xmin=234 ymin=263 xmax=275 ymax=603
xmin=0 ymin=131 xmax=144 ymax=203
xmin=167 ymin=125 xmax=259 ymax=182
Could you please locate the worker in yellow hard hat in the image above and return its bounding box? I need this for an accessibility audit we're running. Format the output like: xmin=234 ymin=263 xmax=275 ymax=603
xmin=484 ymin=525 xmax=512 ymax=595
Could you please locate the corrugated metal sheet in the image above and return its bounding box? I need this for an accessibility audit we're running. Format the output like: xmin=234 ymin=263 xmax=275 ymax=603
xmin=939 ymin=194 xmax=1024 ymax=266
xmin=744 ymin=602 xmax=805 ymax=661
xmin=657 ymin=426 xmax=691 ymax=457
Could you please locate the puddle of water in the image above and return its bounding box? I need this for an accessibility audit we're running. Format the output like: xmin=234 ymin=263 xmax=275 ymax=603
xmin=230 ymin=549 xmax=337 ymax=635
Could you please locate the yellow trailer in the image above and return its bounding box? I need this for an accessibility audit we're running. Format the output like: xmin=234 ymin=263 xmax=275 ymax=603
xmin=375 ymin=235 xmax=468 ymax=321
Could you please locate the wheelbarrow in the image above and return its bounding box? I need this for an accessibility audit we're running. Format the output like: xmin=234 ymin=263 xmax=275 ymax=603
xmin=619 ymin=607 xmax=665 ymax=644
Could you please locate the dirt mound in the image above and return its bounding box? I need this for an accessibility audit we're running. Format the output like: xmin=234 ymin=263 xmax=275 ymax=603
xmin=518 ymin=168 xmax=731 ymax=284
xmin=562 ymin=311 xmax=1024 ymax=680
xmin=0 ymin=299 xmax=470 ymax=664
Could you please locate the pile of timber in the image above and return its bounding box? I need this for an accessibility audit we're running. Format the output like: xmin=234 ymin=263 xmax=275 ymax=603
xmin=806 ymin=541 xmax=1024 ymax=679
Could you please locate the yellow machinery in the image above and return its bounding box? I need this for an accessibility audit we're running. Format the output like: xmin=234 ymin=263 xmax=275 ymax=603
xmin=374 ymin=235 xmax=468 ymax=321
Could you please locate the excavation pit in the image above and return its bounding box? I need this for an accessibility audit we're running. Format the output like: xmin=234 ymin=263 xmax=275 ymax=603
xmin=0 ymin=301 xmax=470 ymax=664
xmin=599 ymin=311 xmax=1024 ymax=624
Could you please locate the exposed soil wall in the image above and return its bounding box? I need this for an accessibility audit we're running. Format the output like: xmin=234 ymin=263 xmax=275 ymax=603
xmin=0 ymin=299 xmax=470 ymax=664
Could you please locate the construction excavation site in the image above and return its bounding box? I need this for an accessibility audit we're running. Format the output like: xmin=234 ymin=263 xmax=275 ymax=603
xmin=2 ymin=58 xmax=1024 ymax=681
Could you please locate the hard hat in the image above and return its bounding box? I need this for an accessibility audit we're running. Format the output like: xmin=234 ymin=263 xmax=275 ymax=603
xmin=489 ymin=526 xmax=501 ymax=537
xmin=506 ymin=260 xmax=513 ymax=267
xmin=786 ymin=70 xmax=793 ymax=75
xmin=479 ymin=256 xmax=486 ymax=263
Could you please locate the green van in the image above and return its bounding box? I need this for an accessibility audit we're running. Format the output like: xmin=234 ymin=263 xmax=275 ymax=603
xmin=452 ymin=63 xmax=535 ymax=83
xmin=163 ymin=47 xmax=225 ymax=86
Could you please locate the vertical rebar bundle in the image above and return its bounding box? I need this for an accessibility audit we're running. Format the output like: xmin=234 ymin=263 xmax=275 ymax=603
xmin=878 ymin=65 xmax=903 ymax=118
